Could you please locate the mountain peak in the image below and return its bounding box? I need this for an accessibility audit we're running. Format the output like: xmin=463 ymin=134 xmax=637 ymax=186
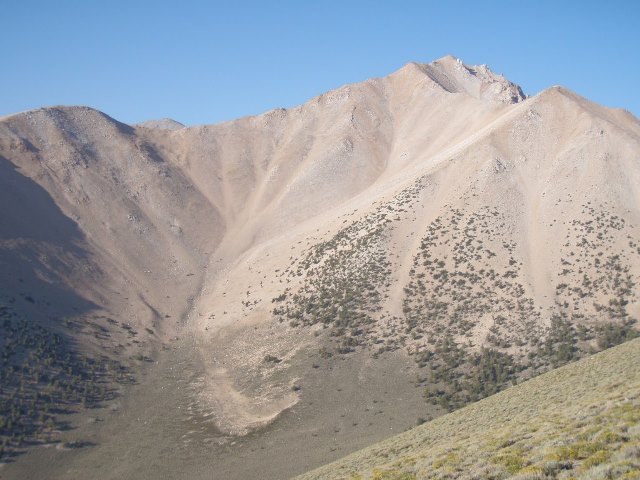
xmin=394 ymin=56 xmax=526 ymax=104
xmin=135 ymin=118 xmax=185 ymax=130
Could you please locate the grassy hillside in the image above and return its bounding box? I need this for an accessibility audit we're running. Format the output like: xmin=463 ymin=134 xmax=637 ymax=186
xmin=296 ymin=338 xmax=640 ymax=480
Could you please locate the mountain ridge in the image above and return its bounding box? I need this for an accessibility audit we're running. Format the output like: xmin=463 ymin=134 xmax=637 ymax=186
xmin=1 ymin=56 xmax=527 ymax=128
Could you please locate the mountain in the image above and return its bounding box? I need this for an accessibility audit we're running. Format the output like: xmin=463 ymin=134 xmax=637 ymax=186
xmin=0 ymin=56 xmax=639 ymax=479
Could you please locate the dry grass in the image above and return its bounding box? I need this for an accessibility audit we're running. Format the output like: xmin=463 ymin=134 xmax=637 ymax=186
xmin=296 ymin=338 xmax=640 ymax=479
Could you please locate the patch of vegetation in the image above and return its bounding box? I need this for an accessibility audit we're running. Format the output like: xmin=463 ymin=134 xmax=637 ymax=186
xmin=405 ymin=203 xmax=640 ymax=413
xmin=371 ymin=469 xmax=417 ymax=480
xmin=403 ymin=206 xmax=542 ymax=346
xmin=270 ymin=177 xmax=430 ymax=349
xmin=263 ymin=354 xmax=282 ymax=364
xmin=595 ymin=319 xmax=639 ymax=349
xmin=423 ymin=340 xmax=519 ymax=412
xmin=271 ymin=184 xmax=640 ymax=419
xmin=0 ymin=304 xmax=132 ymax=461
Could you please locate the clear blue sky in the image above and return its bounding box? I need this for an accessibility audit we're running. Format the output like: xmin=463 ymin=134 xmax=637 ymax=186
xmin=2 ymin=1 xmax=639 ymax=125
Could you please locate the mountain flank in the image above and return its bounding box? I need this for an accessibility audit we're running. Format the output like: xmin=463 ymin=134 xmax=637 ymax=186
xmin=0 ymin=56 xmax=639 ymax=479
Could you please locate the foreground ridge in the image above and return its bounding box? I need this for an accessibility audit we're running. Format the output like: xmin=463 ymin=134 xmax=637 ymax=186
xmin=296 ymin=338 xmax=640 ymax=479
